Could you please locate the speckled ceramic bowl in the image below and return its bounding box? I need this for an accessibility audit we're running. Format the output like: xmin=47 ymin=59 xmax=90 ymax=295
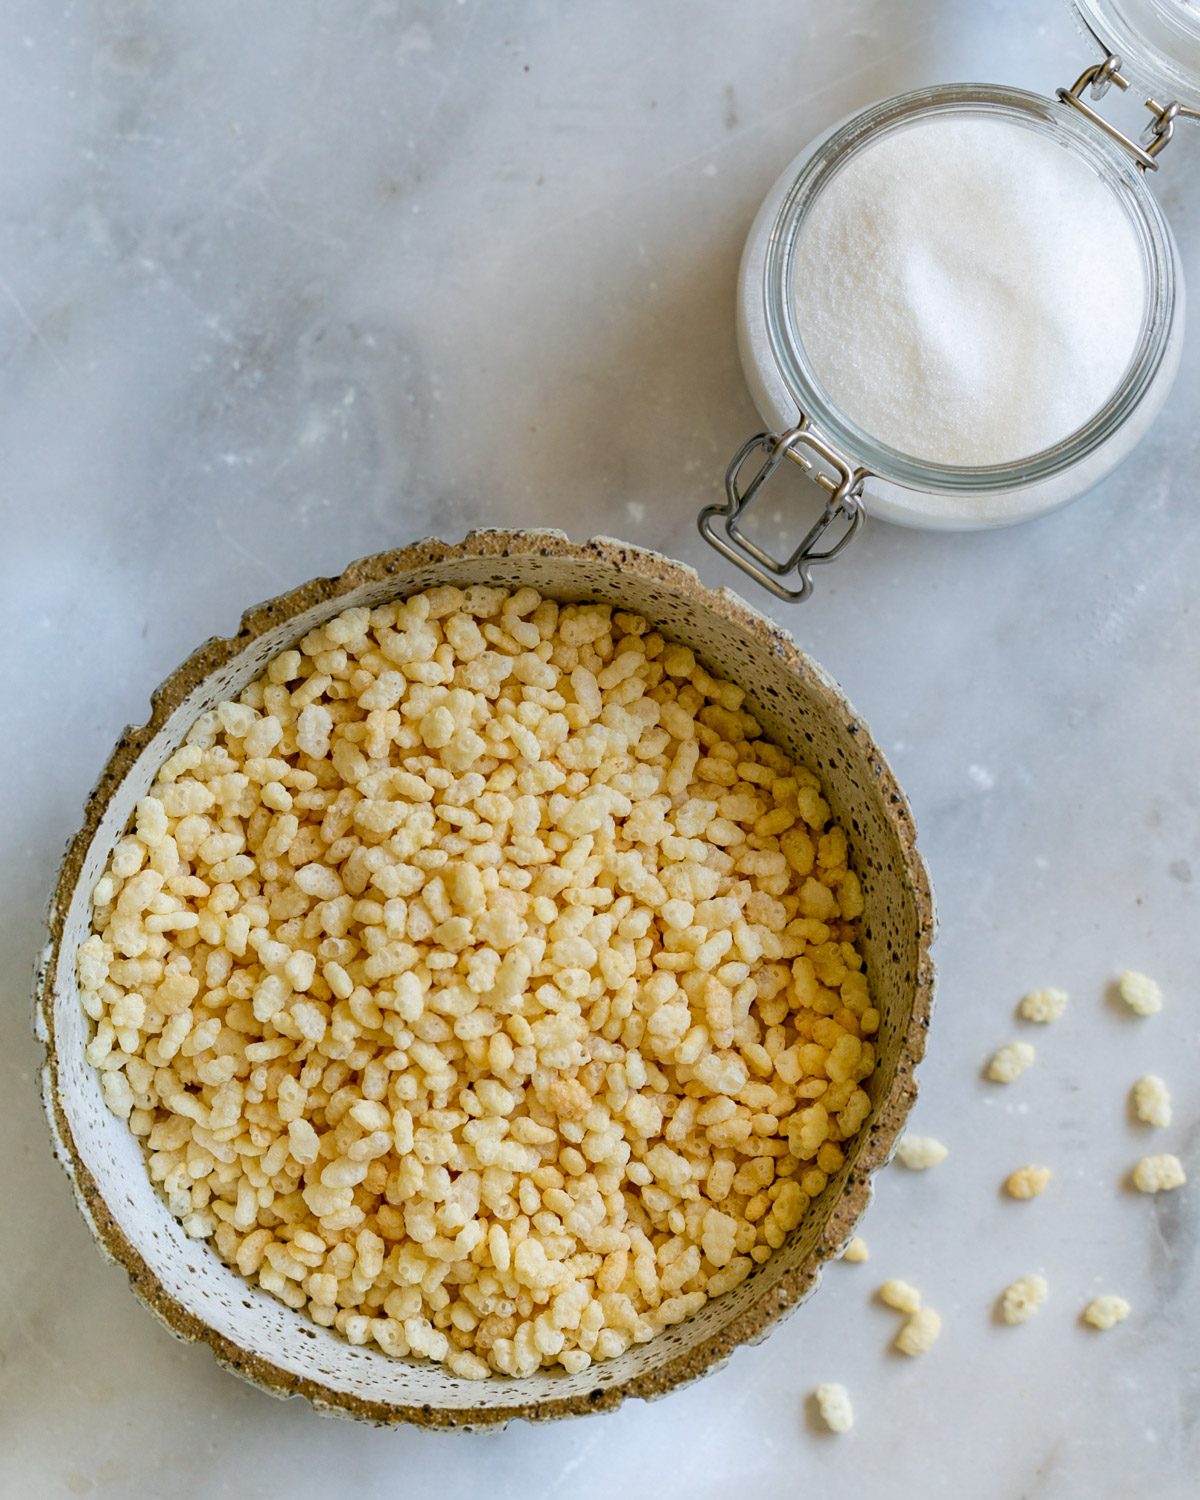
xmin=36 ymin=529 xmax=934 ymax=1428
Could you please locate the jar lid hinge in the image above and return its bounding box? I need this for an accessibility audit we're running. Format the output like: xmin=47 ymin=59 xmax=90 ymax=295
xmin=699 ymin=424 xmax=868 ymax=603
xmin=1058 ymin=53 xmax=1200 ymax=170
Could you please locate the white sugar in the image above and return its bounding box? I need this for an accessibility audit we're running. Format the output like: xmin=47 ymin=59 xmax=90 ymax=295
xmin=792 ymin=115 xmax=1146 ymax=468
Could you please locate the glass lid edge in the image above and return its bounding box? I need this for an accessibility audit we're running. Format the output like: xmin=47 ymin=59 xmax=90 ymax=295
xmin=1070 ymin=0 xmax=1200 ymax=114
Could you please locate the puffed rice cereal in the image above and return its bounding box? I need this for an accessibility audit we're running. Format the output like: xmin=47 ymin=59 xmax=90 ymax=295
xmin=1131 ymin=1153 xmax=1186 ymax=1194
xmin=1001 ymin=1274 xmax=1048 ymax=1324
xmin=1017 ymin=987 xmax=1067 ymax=1023
xmin=1118 ymin=970 xmax=1162 ymax=1016
xmin=1083 ymin=1294 xmax=1130 ymax=1331
xmin=1005 ymin=1165 xmax=1052 ymax=1200
xmin=987 ymin=1041 xmax=1035 ymax=1084
xmin=895 ymin=1134 xmax=948 ymax=1170
xmin=841 ymin=1234 xmax=869 ymax=1263
xmin=815 ymin=1381 xmax=854 ymax=1432
xmin=894 ymin=1305 xmax=941 ymax=1356
xmin=76 ymin=590 xmax=881 ymax=1378
xmin=1132 ymin=1075 xmax=1172 ymax=1129
xmin=879 ymin=1278 xmax=922 ymax=1314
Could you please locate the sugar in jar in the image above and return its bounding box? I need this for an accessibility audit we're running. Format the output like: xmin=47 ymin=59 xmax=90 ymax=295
xmin=701 ymin=3 xmax=1198 ymax=600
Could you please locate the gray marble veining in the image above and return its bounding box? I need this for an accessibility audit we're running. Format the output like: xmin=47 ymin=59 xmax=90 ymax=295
xmin=1 ymin=3 xmax=1196 ymax=1496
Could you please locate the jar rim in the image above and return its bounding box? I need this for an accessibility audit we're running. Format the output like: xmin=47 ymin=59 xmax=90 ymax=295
xmin=763 ymin=83 xmax=1179 ymax=494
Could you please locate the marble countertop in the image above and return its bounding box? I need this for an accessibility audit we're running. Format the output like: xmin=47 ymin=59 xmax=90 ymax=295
xmin=2 ymin=2 xmax=1197 ymax=1496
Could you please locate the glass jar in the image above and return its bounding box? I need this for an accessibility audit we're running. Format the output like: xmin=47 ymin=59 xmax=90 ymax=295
xmin=700 ymin=8 xmax=1198 ymax=601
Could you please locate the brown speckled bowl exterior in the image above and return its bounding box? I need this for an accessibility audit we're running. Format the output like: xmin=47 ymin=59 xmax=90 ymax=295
xmin=35 ymin=529 xmax=935 ymax=1429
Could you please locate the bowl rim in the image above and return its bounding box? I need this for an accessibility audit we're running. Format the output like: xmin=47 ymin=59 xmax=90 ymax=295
xmin=34 ymin=527 xmax=935 ymax=1428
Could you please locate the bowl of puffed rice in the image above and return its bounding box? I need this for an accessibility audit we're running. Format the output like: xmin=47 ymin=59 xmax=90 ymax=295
xmin=36 ymin=528 xmax=934 ymax=1427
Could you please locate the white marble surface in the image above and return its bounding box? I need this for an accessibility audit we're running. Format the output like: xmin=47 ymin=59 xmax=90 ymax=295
xmin=2 ymin=2 xmax=1198 ymax=1496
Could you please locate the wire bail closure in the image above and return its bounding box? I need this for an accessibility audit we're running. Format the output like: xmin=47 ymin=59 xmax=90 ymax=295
xmin=699 ymin=424 xmax=869 ymax=602
xmin=1058 ymin=53 xmax=1200 ymax=171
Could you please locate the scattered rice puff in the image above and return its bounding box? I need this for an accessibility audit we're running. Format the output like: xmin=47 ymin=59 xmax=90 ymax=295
xmin=895 ymin=1306 xmax=941 ymax=1356
xmin=1018 ymin=987 xmax=1067 ymax=1023
xmin=814 ymin=1382 xmax=854 ymax=1433
xmin=1001 ymin=1274 xmax=1048 ymax=1325
xmin=841 ymin=1235 xmax=869 ymax=1263
xmin=879 ymin=1279 xmax=922 ymax=1314
xmin=1083 ymin=1295 xmax=1131 ymax=1331
xmin=895 ymin=1134 xmax=948 ymax=1170
xmin=1132 ymin=1153 xmax=1186 ymax=1194
xmin=1132 ymin=1075 xmax=1172 ymax=1129
xmin=1118 ymin=970 xmax=1163 ymax=1016
xmin=1005 ymin=1165 xmax=1052 ymax=1200
xmin=987 ymin=1041 xmax=1035 ymax=1084
xmin=76 ymin=590 xmax=882 ymax=1379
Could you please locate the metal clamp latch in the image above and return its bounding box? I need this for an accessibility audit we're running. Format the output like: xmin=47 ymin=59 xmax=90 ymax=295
xmin=1058 ymin=53 xmax=1200 ymax=170
xmin=699 ymin=424 xmax=869 ymax=602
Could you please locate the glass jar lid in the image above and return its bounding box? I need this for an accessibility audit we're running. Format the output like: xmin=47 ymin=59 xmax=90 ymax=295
xmin=1073 ymin=0 xmax=1200 ymax=112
